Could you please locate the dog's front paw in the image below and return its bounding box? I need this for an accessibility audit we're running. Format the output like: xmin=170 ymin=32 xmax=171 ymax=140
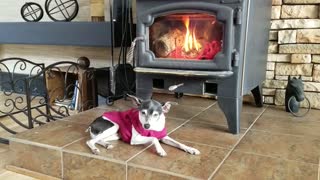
xmin=156 ymin=148 xmax=167 ymax=157
xmin=92 ymin=148 xmax=100 ymax=155
xmin=106 ymin=144 xmax=114 ymax=150
xmin=184 ymin=146 xmax=200 ymax=155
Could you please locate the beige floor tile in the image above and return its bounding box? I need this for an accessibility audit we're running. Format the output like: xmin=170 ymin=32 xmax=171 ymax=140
xmin=166 ymin=117 xmax=188 ymax=133
xmin=169 ymin=122 xmax=244 ymax=148
xmin=264 ymin=106 xmax=320 ymax=122
xmin=10 ymin=142 xmax=61 ymax=178
xmin=63 ymin=152 xmax=126 ymax=180
xmin=12 ymin=121 xmax=87 ymax=147
xmin=214 ymin=151 xmax=318 ymax=180
xmin=192 ymin=105 xmax=262 ymax=129
xmin=129 ymin=142 xmax=229 ymax=179
xmin=236 ymin=130 xmax=320 ymax=164
xmin=252 ymin=114 xmax=320 ymax=137
xmin=167 ymin=104 xmax=206 ymax=120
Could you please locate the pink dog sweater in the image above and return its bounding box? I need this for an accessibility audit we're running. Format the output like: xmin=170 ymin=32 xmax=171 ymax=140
xmin=102 ymin=108 xmax=167 ymax=143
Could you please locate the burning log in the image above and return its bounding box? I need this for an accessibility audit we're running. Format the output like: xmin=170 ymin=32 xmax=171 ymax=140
xmin=152 ymin=29 xmax=184 ymax=57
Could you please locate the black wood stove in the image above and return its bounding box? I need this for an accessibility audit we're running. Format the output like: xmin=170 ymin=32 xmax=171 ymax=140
xmin=134 ymin=0 xmax=272 ymax=134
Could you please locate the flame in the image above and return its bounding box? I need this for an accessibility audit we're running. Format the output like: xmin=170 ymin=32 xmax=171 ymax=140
xmin=183 ymin=16 xmax=201 ymax=52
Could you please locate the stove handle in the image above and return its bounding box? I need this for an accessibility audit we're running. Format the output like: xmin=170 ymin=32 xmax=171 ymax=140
xmin=126 ymin=36 xmax=145 ymax=64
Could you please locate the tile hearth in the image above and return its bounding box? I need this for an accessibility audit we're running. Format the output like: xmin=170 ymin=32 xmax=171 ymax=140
xmin=6 ymin=94 xmax=320 ymax=179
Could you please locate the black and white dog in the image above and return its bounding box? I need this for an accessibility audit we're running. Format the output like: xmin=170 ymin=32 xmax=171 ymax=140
xmin=86 ymin=94 xmax=200 ymax=157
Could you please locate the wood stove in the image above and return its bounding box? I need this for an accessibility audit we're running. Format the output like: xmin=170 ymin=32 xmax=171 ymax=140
xmin=134 ymin=0 xmax=272 ymax=134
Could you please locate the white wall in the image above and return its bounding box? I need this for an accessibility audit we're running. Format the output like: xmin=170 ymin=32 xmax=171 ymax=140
xmin=0 ymin=0 xmax=124 ymax=72
xmin=0 ymin=0 xmax=93 ymax=22
xmin=0 ymin=0 xmax=134 ymax=22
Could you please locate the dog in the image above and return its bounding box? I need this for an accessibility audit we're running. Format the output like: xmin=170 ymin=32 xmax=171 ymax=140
xmin=86 ymin=94 xmax=200 ymax=157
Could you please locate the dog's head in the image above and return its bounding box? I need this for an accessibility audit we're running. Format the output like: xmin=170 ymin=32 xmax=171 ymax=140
xmin=127 ymin=94 xmax=177 ymax=131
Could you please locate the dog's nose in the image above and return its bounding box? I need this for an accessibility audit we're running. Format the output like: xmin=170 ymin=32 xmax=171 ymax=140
xmin=144 ymin=124 xmax=150 ymax=129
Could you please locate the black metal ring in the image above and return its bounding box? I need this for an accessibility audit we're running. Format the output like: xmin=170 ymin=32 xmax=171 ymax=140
xmin=45 ymin=0 xmax=79 ymax=22
xmin=20 ymin=2 xmax=44 ymax=22
xmin=288 ymin=96 xmax=311 ymax=117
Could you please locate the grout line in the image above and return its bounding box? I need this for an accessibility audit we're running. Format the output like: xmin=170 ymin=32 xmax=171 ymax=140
xmin=318 ymin=158 xmax=320 ymax=180
xmin=126 ymin=163 xmax=128 ymax=180
xmin=124 ymin=139 xmax=177 ymax=179
xmin=125 ymin=144 xmax=153 ymax=164
xmin=61 ymin=137 xmax=86 ymax=149
xmin=60 ymin=150 xmax=64 ymax=179
xmin=9 ymin=137 xmax=62 ymax=151
xmin=168 ymin=102 xmax=217 ymax=135
xmin=207 ymin=105 xmax=268 ymax=180
xmin=169 ymin=116 xmax=191 ymax=122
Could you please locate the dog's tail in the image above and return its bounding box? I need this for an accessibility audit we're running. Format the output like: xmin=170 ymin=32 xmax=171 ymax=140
xmin=85 ymin=127 xmax=91 ymax=133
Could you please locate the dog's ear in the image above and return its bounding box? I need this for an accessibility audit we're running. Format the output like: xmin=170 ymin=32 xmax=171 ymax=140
xmin=162 ymin=101 xmax=178 ymax=113
xmin=127 ymin=94 xmax=142 ymax=106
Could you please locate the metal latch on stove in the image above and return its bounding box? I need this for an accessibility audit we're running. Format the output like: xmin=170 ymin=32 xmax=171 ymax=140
xmin=234 ymin=7 xmax=242 ymax=25
xmin=232 ymin=51 xmax=240 ymax=67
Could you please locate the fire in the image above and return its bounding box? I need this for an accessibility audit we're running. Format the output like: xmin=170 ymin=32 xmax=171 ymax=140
xmin=183 ymin=16 xmax=201 ymax=52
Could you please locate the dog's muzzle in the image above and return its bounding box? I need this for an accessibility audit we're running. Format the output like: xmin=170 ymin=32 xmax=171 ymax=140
xmin=144 ymin=124 xmax=150 ymax=129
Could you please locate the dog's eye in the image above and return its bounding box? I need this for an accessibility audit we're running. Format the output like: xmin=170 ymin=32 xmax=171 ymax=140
xmin=141 ymin=111 xmax=146 ymax=115
xmin=153 ymin=113 xmax=159 ymax=117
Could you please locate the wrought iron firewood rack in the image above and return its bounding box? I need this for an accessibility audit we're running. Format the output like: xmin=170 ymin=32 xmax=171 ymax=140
xmin=0 ymin=58 xmax=96 ymax=144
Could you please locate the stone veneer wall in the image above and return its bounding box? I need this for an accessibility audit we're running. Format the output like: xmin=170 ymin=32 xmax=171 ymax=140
xmin=263 ymin=0 xmax=320 ymax=109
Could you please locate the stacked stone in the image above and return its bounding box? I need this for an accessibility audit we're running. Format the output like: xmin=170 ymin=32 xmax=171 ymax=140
xmin=263 ymin=0 xmax=320 ymax=109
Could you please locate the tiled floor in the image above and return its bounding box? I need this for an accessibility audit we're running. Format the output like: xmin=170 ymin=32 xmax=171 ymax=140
xmin=5 ymin=93 xmax=320 ymax=179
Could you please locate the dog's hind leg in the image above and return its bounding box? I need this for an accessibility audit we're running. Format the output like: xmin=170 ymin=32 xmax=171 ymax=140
xmin=96 ymin=141 xmax=113 ymax=149
xmin=86 ymin=124 xmax=119 ymax=154
xmin=97 ymin=134 xmax=120 ymax=149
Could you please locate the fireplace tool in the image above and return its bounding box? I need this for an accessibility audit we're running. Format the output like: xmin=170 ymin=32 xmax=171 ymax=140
xmin=285 ymin=76 xmax=311 ymax=117
xmin=104 ymin=0 xmax=137 ymax=105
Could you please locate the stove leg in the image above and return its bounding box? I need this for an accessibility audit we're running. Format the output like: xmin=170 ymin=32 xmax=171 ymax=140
xmin=136 ymin=74 xmax=153 ymax=100
xmin=217 ymin=97 xmax=242 ymax=134
xmin=251 ymin=85 xmax=263 ymax=107
xmin=136 ymin=88 xmax=153 ymax=100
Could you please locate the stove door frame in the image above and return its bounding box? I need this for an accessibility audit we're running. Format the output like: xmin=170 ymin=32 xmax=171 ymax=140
xmin=136 ymin=2 xmax=234 ymax=71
